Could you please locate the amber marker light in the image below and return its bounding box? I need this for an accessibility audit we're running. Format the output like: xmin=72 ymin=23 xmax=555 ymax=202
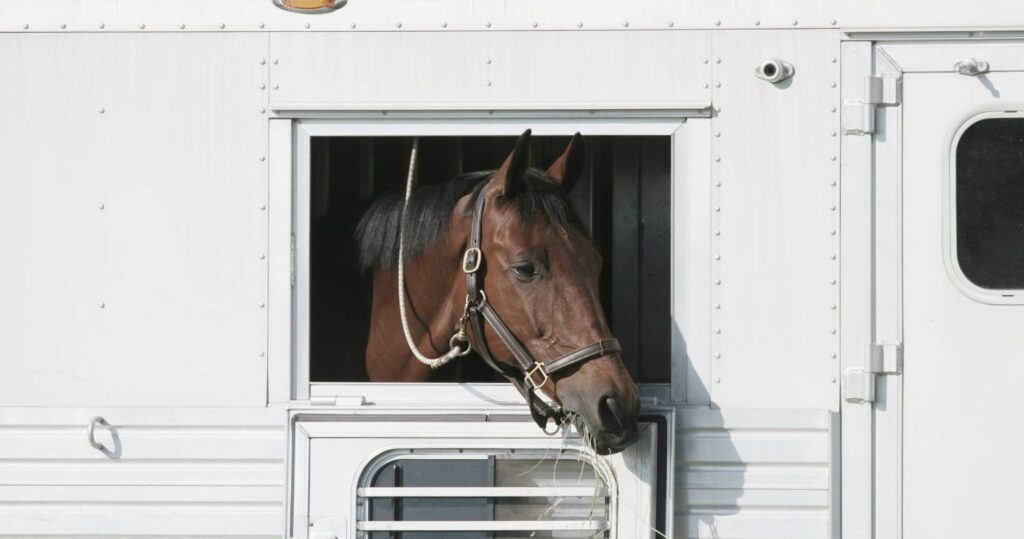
xmin=273 ymin=0 xmax=347 ymax=14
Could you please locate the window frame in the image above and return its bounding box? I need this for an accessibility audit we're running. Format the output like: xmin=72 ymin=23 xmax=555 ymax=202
xmin=946 ymin=110 xmax=1024 ymax=304
xmin=287 ymin=113 xmax=696 ymax=403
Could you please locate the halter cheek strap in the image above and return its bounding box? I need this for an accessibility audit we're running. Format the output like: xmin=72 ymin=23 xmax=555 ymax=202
xmin=463 ymin=191 xmax=622 ymax=429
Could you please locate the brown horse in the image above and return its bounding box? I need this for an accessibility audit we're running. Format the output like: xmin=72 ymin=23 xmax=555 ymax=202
xmin=356 ymin=131 xmax=640 ymax=453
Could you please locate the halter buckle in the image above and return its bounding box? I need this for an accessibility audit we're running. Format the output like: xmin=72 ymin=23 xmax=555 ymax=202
xmin=526 ymin=362 xmax=550 ymax=390
xmin=462 ymin=247 xmax=482 ymax=273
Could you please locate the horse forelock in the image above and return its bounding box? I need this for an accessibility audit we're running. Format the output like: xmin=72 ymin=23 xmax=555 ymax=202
xmin=355 ymin=169 xmax=585 ymax=272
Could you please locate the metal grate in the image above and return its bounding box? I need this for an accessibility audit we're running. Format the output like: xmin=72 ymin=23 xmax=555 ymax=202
xmin=357 ymin=449 xmax=612 ymax=538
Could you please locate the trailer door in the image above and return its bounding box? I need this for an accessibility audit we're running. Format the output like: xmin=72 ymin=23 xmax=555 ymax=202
xmin=895 ymin=43 xmax=1024 ymax=538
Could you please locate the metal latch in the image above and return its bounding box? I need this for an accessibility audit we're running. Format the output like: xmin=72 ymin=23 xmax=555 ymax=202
xmin=844 ymin=342 xmax=903 ymax=403
xmin=843 ymin=75 xmax=902 ymax=135
xmin=309 ymin=395 xmax=367 ymax=406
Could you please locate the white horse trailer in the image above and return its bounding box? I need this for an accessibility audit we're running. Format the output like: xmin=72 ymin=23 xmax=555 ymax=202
xmin=2 ymin=1 xmax=1023 ymax=537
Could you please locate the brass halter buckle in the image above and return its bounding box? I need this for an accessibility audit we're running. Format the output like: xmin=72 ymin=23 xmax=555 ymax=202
xmin=526 ymin=362 xmax=550 ymax=390
xmin=462 ymin=247 xmax=482 ymax=273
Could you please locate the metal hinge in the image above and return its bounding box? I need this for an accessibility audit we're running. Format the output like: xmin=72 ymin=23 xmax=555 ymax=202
xmin=842 ymin=74 xmax=902 ymax=135
xmin=844 ymin=342 xmax=903 ymax=403
xmin=290 ymin=233 xmax=296 ymax=288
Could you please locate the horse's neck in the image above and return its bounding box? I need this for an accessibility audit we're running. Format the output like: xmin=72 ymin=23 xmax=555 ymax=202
xmin=366 ymin=240 xmax=464 ymax=381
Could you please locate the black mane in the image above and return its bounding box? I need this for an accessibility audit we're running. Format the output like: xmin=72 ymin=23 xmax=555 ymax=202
xmin=355 ymin=169 xmax=584 ymax=271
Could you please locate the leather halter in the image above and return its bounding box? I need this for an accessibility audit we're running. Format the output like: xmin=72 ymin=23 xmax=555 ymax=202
xmin=462 ymin=189 xmax=622 ymax=429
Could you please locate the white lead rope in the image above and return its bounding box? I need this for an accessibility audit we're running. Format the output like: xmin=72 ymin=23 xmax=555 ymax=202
xmin=397 ymin=138 xmax=470 ymax=369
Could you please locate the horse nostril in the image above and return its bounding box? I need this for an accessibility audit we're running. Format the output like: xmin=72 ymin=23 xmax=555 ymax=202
xmin=598 ymin=396 xmax=623 ymax=433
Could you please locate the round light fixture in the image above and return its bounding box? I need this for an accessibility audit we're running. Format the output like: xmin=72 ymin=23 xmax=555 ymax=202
xmin=272 ymin=0 xmax=347 ymax=14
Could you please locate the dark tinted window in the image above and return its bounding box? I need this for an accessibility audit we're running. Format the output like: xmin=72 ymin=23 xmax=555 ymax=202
xmin=956 ymin=118 xmax=1024 ymax=290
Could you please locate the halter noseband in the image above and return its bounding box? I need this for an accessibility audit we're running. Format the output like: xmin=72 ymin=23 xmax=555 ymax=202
xmin=461 ymin=189 xmax=622 ymax=430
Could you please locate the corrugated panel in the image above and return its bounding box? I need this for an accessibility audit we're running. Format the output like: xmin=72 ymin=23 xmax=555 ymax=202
xmin=676 ymin=408 xmax=837 ymax=539
xmin=0 ymin=409 xmax=284 ymax=538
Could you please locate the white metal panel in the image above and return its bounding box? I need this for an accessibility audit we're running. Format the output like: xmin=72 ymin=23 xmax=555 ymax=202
xmin=0 ymin=32 xmax=269 ymax=406
xmin=677 ymin=408 xmax=837 ymax=539
xmin=5 ymin=0 xmax=1024 ymax=31
xmin=0 ymin=408 xmax=284 ymax=537
xmin=708 ymin=30 xmax=841 ymax=410
xmin=900 ymin=64 xmax=1024 ymax=539
xmin=268 ymin=31 xmax=711 ymax=109
xmin=268 ymin=118 xmax=293 ymax=404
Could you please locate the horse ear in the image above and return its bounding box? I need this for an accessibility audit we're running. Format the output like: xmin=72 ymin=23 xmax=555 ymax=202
xmin=546 ymin=132 xmax=586 ymax=191
xmin=491 ymin=129 xmax=532 ymax=197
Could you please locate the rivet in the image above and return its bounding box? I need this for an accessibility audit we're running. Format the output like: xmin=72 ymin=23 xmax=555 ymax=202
xmin=260 ymin=204 xmax=267 ymax=211
xmin=715 ymin=156 xmax=721 ymax=162
xmin=22 ymin=23 xmax=29 ymax=30
xmin=831 ymin=181 xmax=837 ymax=187
xmin=219 ymin=23 xmax=226 ymax=29
xmin=441 ymin=22 xmax=448 ymax=28
xmin=830 ymin=57 xmax=837 ymax=63
xmin=486 ymin=58 xmax=492 ymax=64
xmin=714 ymin=20 xmax=721 ymax=26
xmin=350 ymin=23 xmax=357 ymax=29
xmin=715 ymin=58 xmax=722 ymax=64
xmin=714 ymin=107 xmax=722 ymax=113
xmin=714 ymin=206 xmax=721 ymax=212
xmin=831 ymin=304 xmax=837 ymax=310
xmin=830 ymin=106 xmax=837 ymax=112
xmin=715 ymin=181 xmax=722 ymax=187
xmin=831 ymin=131 xmax=837 ymax=137
xmin=259 ymin=302 xmax=266 ymax=309
xmin=259 ymin=23 xmax=265 ymax=29
xmin=305 ymin=23 xmax=311 ymax=29
xmin=830 ymin=19 xmax=838 ymax=26
xmin=831 ymin=377 xmax=837 ymax=383
xmin=179 ymin=23 xmax=186 ymax=29
xmin=715 ymin=377 xmax=721 ymax=383
xmin=754 ymin=20 xmax=761 ymax=26
xmin=714 ymin=353 xmax=721 ymax=359
xmin=98 ymin=107 xmax=105 ymax=114
xmin=714 ymin=230 xmax=721 ymax=236
xmin=714 ymin=279 xmax=722 ymax=285
xmin=99 ymin=23 xmax=105 ymax=29
xmin=60 ymin=23 xmax=66 ymax=29
xmin=703 ymin=58 xmax=709 ymax=64
xmin=485 ymin=22 xmax=491 ymax=28
xmin=259 ymin=351 xmax=266 ymax=358
xmin=396 ymin=22 xmax=402 ymax=28
xmin=792 ymin=19 xmax=799 ymax=26
xmin=259 ymin=253 xmax=266 ymax=260
xmin=830 ymin=279 xmax=837 ymax=285
xmin=259 ymin=59 xmax=266 ymax=65
xmin=703 ymin=83 xmax=709 ymax=89
xmin=532 ymin=22 xmax=539 ymax=28
xmin=668 ymin=21 xmax=674 ymax=27
xmin=830 ymin=205 xmax=836 ymax=211
xmin=260 ymin=84 xmax=266 ymax=90
xmin=830 ymin=230 xmax=837 ymax=236
xmin=715 ymin=328 xmax=722 ymax=334
xmin=831 ymin=155 xmax=837 ymax=161
xmin=715 ymin=81 xmax=722 ymax=88
xmin=139 ymin=23 xmax=145 ymax=29
xmin=714 ymin=303 xmax=721 ymax=309
xmin=831 ymin=329 xmax=837 ymax=335
xmin=577 ymin=22 xmax=583 ymax=28
xmin=831 ymin=254 xmax=837 ymax=260
xmin=273 ymin=84 xmax=279 ymax=90
xmin=622 ymin=21 xmax=629 ymax=28
xmin=273 ymin=59 xmax=279 ymax=65
xmin=486 ymin=81 xmax=492 ymax=86
xmin=98 ymin=203 xmax=105 ymax=210
xmin=714 ymin=255 xmax=721 ymax=261
xmin=259 ymin=108 xmax=266 ymax=114
xmin=99 ymin=302 xmax=106 ymax=309
xmin=831 ymin=353 xmax=838 ymax=359
xmin=259 ymin=156 xmax=266 ymax=162
xmin=715 ymin=131 xmax=721 ymax=137
xmin=831 ymin=82 xmax=837 ymax=88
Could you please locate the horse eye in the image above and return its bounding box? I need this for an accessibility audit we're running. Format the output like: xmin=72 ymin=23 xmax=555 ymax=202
xmin=512 ymin=263 xmax=538 ymax=278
